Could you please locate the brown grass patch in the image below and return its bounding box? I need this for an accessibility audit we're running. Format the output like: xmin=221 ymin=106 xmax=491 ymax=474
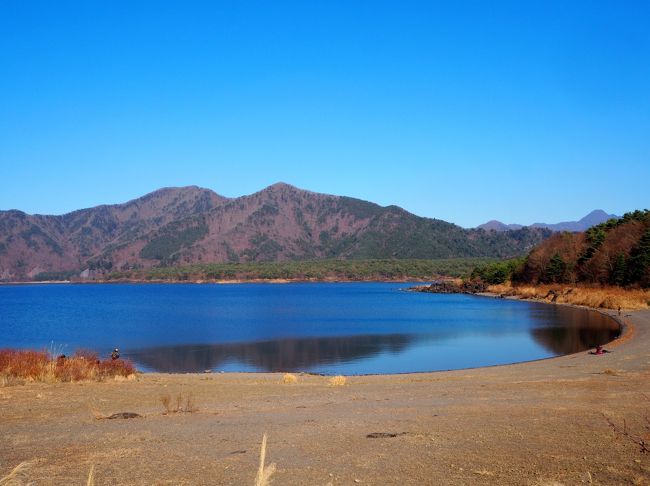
xmin=0 ymin=349 xmax=135 ymax=385
xmin=0 ymin=461 xmax=32 ymax=485
xmin=328 ymin=375 xmax=347 ymax=386
xmin=160 ymin=392 xmax=196 ymax=414
xmin=280 ymin=373 xmax=297 ymax=384
xmin=488 ymin=283 xmax=650 ymax=310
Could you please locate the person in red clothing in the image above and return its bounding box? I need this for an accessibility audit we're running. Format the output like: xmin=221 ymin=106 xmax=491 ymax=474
xmin=591 ymin=345 xmax=610 ymax=355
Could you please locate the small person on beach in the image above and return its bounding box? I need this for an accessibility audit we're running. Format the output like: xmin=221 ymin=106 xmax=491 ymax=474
xmin=111 ymin=348 xmax=120 ymax=360
xmin=590 ymin=345 xmax=610 ymax=356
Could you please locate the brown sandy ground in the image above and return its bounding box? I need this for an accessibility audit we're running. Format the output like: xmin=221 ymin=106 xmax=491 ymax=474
xmin=1 ymin=310 xmax=650 ymax=485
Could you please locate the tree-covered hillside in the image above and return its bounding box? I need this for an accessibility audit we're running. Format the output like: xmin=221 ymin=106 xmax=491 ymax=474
xmin=0 ymin=183 xmax=553 ymax=281
xmin=511 ymin=210 xmax=650 ymax=287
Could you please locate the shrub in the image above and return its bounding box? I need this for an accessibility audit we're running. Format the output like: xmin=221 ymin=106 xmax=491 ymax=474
xmin=328 ymin=375 xmax=347 ymax=386
xmin=159 ymin=392 xmax=196 ymax=413
xmin=0 ymin=349 xmax=135 ymax=384
xmin=280 ymin=373 xmax=297 ymax=384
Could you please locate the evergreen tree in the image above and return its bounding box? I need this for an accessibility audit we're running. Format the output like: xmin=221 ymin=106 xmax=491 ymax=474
xmin=610 ymin=253 xmax=627 ymax=286
xmin=544 ymin=254 xmax=567 ymax=283
xmin=628 ymin=229 xmax=650 ymax=287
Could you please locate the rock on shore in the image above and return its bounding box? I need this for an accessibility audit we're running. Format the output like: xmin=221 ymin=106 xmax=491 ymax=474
xmin=409 ymin=280 xmax=487 ymax=294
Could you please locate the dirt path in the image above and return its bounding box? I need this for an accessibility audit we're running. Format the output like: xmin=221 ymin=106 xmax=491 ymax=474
xmin=1 ymin=310 xmax=649 ymax=485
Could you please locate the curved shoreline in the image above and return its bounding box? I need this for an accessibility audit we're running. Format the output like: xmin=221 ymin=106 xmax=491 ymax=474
xmin=108 ymin=294 xmax=631 ymax=376
xmin=2 ymin=310 xmax=649 ymax=484
xmin=203 ymin=292 xmax=630 ymax=377
xmin=476 ymin=290 xmax=630 ymax=349
xmin=2 ymin=286 xmax=634 ymax=377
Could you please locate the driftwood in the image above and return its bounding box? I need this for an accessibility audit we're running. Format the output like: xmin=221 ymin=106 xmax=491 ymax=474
xmin=105 ymin=412 xmax=142 ymax=420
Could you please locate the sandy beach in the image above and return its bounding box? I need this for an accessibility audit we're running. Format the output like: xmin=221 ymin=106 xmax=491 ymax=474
xmin=1 ymin=308 xmax=649 ymax=485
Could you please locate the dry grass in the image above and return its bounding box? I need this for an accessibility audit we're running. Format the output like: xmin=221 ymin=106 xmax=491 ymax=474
xmin=0 ymin=349 xmax=135 ymax=385
xmin=86 ymin=465 xmax=95 ymax=486
xmin=328 ymin=375 xmax=347 ymax=386
xmin=280 ymin=373 xmax=297 ymax=384
xmin=0 ymin=461 xmax=32 ymax=485
xmin=159 ymin=392 xmax=196 ymax=414
xmin=254 ymin=433 xmax=276 ymax=486
xmin=488 ymin=283 xmax=650 ymax=310
xmin=88 ymin=402 xmax=105 ymax=420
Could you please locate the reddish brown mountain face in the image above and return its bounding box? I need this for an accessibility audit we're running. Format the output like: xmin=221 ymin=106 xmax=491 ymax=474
xmin=0 ymin=183 xmax=551 ymax=280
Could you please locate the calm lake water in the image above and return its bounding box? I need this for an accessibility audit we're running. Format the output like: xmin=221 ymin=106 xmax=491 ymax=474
xmin=0 ymin=283 xmax=619 ymax=374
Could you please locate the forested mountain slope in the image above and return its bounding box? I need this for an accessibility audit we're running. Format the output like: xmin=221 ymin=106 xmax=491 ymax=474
xmin=0 ymin=183 xmax=552 ymax=280
xmin=515 ymin=210 xmax=650 ymax=287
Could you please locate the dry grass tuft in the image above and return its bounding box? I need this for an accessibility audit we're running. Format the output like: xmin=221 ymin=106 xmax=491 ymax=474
xmin=87 ymin=403 xmax=104 ymax=420
xmin=473 ymin=469 xmax=495 ymax=476
xmin=280 ymin=373 xmax=297 ymax=384
xmin=0 ymin=375 xmax=24 ymax=388
xmin=113 ymin=373 xmax=137 ymax=382
xmin=86 ymin=465 xmax=95 ymax=486
xmin=160 ymin=393 xmax=172 ymax=413
xmin=0 ymin=349 xmax=135 ymax=384
xmin=488 ymin=283 xmax=650 ymax=310
xmin=160 ymin=392 xmax=197 ymax=414
xmin=0 ymin=461 xmax=32 ymax=485
xmin=254 ymin=433 xmax=276 ymax=486
xmin=328 ymin=375 xmax=347 ymax=386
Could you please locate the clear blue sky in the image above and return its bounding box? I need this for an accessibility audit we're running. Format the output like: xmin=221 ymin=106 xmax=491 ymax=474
xmin=1 ymin=1 xmax=648 ymax=227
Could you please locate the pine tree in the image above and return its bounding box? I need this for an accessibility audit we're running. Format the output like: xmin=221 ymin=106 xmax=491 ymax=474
xmin=545 ymin=254 xmax=567 ymax=283
xmin=628 ymin=229 xmax=650 ymax=287
xmin=610 ymin=253 xmax=627 ymax=286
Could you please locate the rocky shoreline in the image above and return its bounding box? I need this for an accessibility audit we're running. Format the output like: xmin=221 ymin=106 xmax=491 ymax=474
xmin=408 ymin=279 xmax=488 ymax=294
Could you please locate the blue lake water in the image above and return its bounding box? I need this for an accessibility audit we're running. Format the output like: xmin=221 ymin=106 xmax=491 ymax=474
xmin=0 ymin=283 xmax=619 ymax=374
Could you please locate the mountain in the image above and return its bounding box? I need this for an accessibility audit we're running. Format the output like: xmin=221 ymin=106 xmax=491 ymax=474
xmin=478 ymin=220 xmax=524 ymax=232
xmin=0 ymin=183 xmax=553 ymax=281
xmin=477 ymin=210 xmax=618 ymax=233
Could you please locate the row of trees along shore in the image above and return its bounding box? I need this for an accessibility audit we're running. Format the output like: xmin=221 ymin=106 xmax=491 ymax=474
xmin=104 ymin=258 xmax=497 ymax=282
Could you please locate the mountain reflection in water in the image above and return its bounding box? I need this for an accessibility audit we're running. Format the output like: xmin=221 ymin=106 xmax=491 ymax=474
xmin=130 ymin=334 xmax=414 ymax=373
xmin=1 ymin=283 xmax=624 ymax=374
xmin=530 ymin=306 xmax=620 ymax=355
xmin=128 ymin=306 xmax=620 ymax=373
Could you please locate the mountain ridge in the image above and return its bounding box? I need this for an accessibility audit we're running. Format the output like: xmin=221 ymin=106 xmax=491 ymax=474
xmin=477 ymin=209 xmax=619 ymax=233
xmin=0 ymin=183 xmax=553 ymax=281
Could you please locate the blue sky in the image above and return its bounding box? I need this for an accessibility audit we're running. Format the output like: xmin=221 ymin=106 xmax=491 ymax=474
xmin=1 ymin=1 xmax=648 ymax=227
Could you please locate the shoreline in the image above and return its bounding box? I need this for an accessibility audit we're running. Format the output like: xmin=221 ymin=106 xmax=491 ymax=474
xmin=480 ymin=291 xmax=635 ymax=357
xmin=129 ymin=296 xmax=628 ymax=377
xmin=0 ymin=277 xmax=435 ymax=285
xmin=1 ymin=288 xmax=631 ymax=378
xmin=2 ymin=305 xmax=649 ymax=483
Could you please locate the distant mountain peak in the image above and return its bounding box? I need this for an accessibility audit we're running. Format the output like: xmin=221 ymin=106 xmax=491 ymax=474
xmin=478 ymin=220 xmax=523 ymax=232
xmin=267 ymin=181 xmax=295 ymax=190
xmin=262 ymin=182 xmax=317 ymax=195
xmin=478 ymin=210 xmax=619 ymax=233
xmin=578 ymin=209 xmax=616 ymax=225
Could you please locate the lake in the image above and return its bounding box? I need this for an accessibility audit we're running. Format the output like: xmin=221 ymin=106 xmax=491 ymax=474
xmin=0 ymin=282 xmax=620 ymax=374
